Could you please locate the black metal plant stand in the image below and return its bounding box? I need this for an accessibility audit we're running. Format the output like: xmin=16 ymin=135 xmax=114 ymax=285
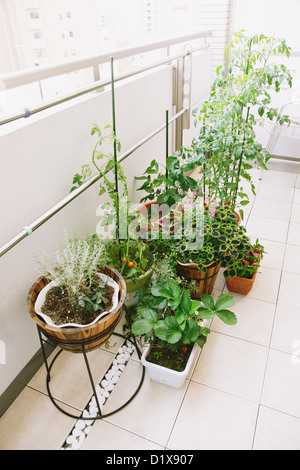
xmin=37 ymin=305 xmax=145 ymax=421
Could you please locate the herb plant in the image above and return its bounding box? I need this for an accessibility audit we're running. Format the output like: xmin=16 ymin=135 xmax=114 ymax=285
xmin=37 ymin=232 xmax=110 ymax=313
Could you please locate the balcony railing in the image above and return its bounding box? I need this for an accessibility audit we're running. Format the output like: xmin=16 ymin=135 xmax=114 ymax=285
xmin=0 ymin=31 xmax=211 ymax=125
xmin=0 ymin=31 xmax=212 ymax=257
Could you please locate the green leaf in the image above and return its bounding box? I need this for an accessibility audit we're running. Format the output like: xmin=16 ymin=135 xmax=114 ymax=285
xmin=189 ymin=300 xmax=202 ymax=316
xmin=196 ymin=307 xmax=214 ymax=319
xmin=151 ymin=297 xmax=168 ymax=310
xmin=169 ymin=296 xmax=182 ymax=310
xmin=154 ymin=326 xmax=168 ymax=341
xmin=159 ymin=288 xmax=174 ymax=299
xmin=196 ymin=335 xmax=207 ymax=348
xmin=181 ymin=290 xmax=191 ymax=314
xmin=184 ymin=319 xmax=200 ymax=342
xmin=166 ymin=329 xmax=182 ymax=344
xmin=201 ymin=294 xmax=215 ymax=310
xmin=201 ymin=327 xmax=211 ymax=336
xmin=166 ymin=156 xmax=179 ymax=170
xmin=132 ymin=318 xmax=155 ymax=335
xmin=215 ymin=294 xmax=235 ymax=311
xmin=136 ymin=306 xmax=158 ymax=322
xmin=167 ymin=279 xmax=181 ymax=299
xmin=216 ymin=309 xmax=237 ymax=325
xmin=165 ymin=316 xmax=178 ymax=328
xmin=175 ymin=309 xmax=186 ymax=330
xmin=151 ymin=285 xmax=164 ymax=297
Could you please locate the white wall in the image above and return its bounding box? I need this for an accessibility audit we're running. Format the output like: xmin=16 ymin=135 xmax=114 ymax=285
xmin=0 ymin=51 xmax=212 ymax=397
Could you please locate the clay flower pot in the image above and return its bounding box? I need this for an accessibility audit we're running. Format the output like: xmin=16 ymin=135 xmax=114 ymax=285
xmin=225 ymin=271 xmax=257 ymax=295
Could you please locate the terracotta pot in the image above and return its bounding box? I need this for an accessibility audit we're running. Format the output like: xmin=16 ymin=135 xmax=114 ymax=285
xmin=137 ymin=200 xmax=178 ymax=236
xmin=27 ymin=265 xmax=126 ymax=353
xmin=176 ymin=260 xmax=220 ymax=299
xmin=136 ymin=201 xmax=158 ymax=238
xmin=225 ymin=271 xmax=257 ymax=295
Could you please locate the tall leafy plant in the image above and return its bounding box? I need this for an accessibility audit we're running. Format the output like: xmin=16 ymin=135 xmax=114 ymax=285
xmin=192 ymin=31 xmax=293 ymax=216
xmin=71 ymin=124 xmax=155 ymax=282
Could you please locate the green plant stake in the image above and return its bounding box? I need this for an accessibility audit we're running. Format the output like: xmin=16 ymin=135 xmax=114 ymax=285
xmin=111 ymin=56 xmax=120 ymax=241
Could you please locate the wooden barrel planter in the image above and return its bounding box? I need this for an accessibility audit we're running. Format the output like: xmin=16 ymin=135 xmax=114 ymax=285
xmin=176 ymin=261 xmax=220 ymax=299
xmin=27 ymin=265 xmax=126 ymax=354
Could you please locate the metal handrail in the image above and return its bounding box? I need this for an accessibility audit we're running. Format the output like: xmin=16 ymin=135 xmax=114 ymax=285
xmin=1 ymin=31 xmax=212 ymax=90
xmin=0 ymin=43 xmax=210 ymax=126
xmin=0 ymin=31 xmax=212 ymax=256
xmin=0 ymin=107 xmax=187 ymax=257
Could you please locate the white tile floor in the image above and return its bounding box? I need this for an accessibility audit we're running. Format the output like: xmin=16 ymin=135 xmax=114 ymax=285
xmin=1 ymin=161 xmax=300 ymax=450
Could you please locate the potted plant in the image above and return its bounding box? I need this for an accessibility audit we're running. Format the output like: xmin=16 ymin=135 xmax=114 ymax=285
xmin=191 ymin=31 xmax=293 ymax=218
xmin=102 ymin=237 xmax=155 ymax=307
xmin=224 ymin=238 xmax=265 ymax=295
xmin=145 ymin=196 xmax=250 ymax=299
xmin=71 ymin=124 xmax=156 ymax=307
xmin=131 ymin=269 xmax=237 ymax=389
xmin=137 ymin=146 xmax=241 ymax=231
xmin=27 ymin=232 xmax=126 ymax=353
xmin=137 ymin=151 xmax=204 ymax=207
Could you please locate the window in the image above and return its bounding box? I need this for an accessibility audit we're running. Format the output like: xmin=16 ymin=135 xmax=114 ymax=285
xmin=66 ymin=11 xmax=71 ymax=18
xmin=69 ymin=31 xmax=74 ymax=37
xmin=37 ymin=50 xmax=46 ymax=58
xmin=30 ymin=11 xmax=39 ymax=19
xmin=34 ymin=32 xmax=43 ymax=39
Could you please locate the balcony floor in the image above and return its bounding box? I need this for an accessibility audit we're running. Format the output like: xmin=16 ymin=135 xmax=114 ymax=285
xmin=1 ymin=160 xmax=300 ymax=451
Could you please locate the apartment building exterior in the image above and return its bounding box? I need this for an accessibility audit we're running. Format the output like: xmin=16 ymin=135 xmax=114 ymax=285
xmin=0 ymin=0 xmax=231 ymax=113
xmin=0 ymin=0 xmax=100 ymax=73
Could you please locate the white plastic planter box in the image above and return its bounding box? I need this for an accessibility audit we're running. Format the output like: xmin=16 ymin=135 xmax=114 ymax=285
xmin=141 ymin=342 xmax=199 ymax=389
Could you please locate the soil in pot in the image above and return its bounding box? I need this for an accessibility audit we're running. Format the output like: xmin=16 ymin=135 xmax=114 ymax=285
xmin=41 ymin=283 xmax=115 ymax=326
xmin=146 ymin=344 xmax=193 ymax=372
